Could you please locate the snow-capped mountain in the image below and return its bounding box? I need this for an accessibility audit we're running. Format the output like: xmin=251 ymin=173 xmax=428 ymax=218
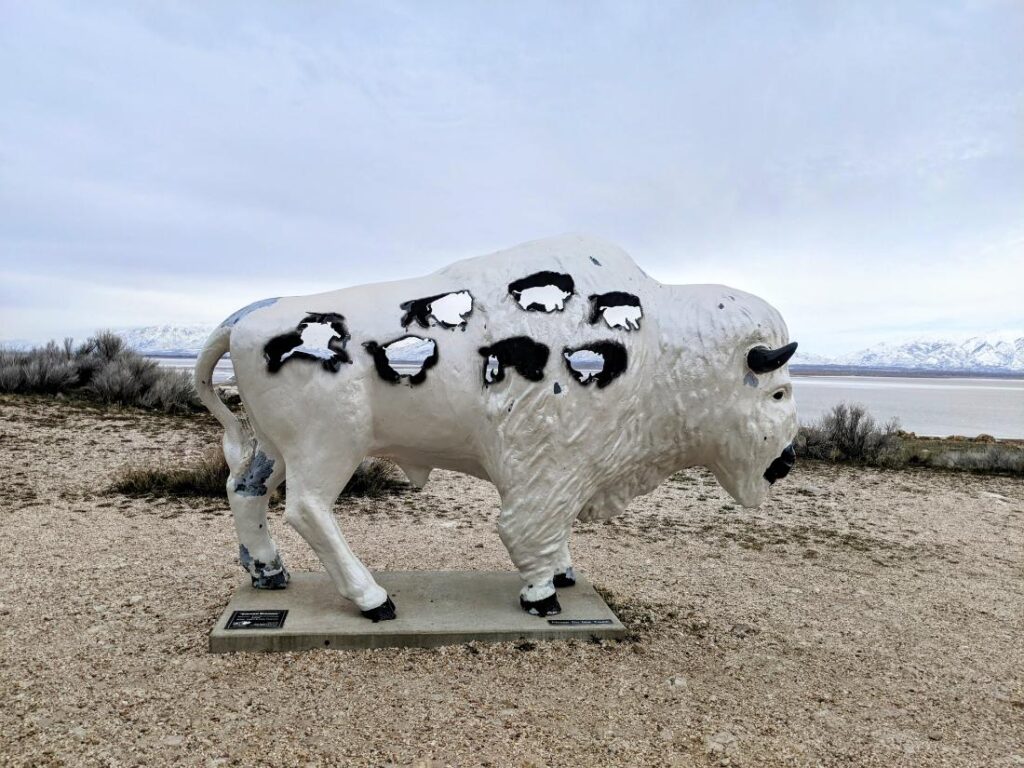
xmin=790 ymin=337 xmax=1024 ymax=373
xmin=837 ymin=337 xmax=1024 ymax=372
xmin=791 ymin=350 xmax=835 ymax=367
xmin=115 ymin=325 xmax=215 ymax=356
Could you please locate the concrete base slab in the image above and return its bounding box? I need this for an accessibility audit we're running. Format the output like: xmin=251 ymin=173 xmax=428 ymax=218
xmin=209 ymin=571 xmax=625 ymax=652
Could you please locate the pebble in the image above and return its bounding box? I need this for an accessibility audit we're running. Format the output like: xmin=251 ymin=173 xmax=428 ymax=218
xmin=162 ymin=735 xmax=184 ymax=747
xmin=706 ymin=731 xmax=736 ymax=754
xmin=729 ymin=623 xmax=758 ymax=638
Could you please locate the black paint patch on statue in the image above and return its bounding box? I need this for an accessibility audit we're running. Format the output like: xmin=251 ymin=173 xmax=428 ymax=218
xmin=478 ymin=336 xmax=549 ymax=386
xmin=562 ymin=341 xmax=628 ymax=388
xmin=264 ymin=312 xmax=352 ymax=373
xmin=363 ymin=335 xmax=439 ymax=385
xmin=508 ymin=271 xmax=575 ymax=312
xmin=553 ymin=567 xmax=575 ymax=587
xmin=587 ymin=291 xmax=643 ymax=331
xmin=399 ymin=290 xmax=473 ymax=330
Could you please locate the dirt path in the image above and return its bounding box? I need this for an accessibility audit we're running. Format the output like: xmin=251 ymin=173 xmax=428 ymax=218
xmin=1 ymin=395 xmax=1022 ymax=767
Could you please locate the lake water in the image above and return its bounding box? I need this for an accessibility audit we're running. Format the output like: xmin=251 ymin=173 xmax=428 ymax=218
xmin=152 ymin=356 xmax=233 ymax=384
xmin=154 ymin=356 xmax=1024 ymax=439
xmin=793 ymin=375 xmax=1024 ymax=439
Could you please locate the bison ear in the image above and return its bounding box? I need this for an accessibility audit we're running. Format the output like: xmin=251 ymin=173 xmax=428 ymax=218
xmin=747 ymin=341 xmax=798 ymax=373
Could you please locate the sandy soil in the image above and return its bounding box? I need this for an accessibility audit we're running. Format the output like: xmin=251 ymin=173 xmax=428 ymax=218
xmin=1 ymin=394 xmax=1022 ymax=767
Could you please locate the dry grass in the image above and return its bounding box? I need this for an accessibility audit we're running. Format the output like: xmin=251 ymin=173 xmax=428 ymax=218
xmin=110 ymin=447 xmax=228 ymax=497
xmin=109 ymin=451 xmax=408 ymax=499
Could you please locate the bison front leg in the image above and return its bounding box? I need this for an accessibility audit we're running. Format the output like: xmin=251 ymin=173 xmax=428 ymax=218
xmin=552 ymin=540 xmax=576 ymax=588
xmin=497 ymin=491 xmax=583 ymax=617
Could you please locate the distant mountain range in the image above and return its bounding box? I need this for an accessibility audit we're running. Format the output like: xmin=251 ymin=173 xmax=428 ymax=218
xmin=794 ymin=337 xmax=1024 ymax=374
xmin=114 ymin=325 xmax=216 ymax=357
xmin=5 ymin=325 xmax=1023 ymax=375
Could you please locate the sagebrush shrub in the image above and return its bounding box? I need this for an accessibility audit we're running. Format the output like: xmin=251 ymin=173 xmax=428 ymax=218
xmin=0 ymin=333 xmax=200 ymax=411
xmin=796 ymin=403 xmax=903 ymax=465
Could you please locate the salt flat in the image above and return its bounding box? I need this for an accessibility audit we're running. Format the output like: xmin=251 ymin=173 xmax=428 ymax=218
xmin=1 ymin=394 xmax=1022 ymax=767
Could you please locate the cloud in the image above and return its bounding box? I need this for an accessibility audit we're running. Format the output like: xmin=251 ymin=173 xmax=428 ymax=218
xmin=1 ymin=1 xmax=1022 ymax=348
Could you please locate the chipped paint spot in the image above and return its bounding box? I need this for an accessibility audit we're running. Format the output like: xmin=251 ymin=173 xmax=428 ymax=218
xmin=562 ymin=341 xmax=628 ymax=388
xmin=264 ymin=313 xmax=352 ymax=373
xmin=220 ymin=297 xmax=279 ymax=328
xmin=399 ymin=290 xmax=473 ymax=330
xmin=553 ymin=382 xmax=562 ymax=394
xmin=744 ymin=372 xmax=759 ymax=388
xmin=508 ymin=271 xmax=575 ymax=312
xmin=588 ymin=291 xmax=643 ymax=330
xmin=589 ymin=256 xmax=602 ymax=266
xmin=363 ymin=335 xmax=439 ymax=385
xmin=235 ymin=450 xmax=275 ymax=497
xmin=477 ymin=337 xmax=549 ymax=386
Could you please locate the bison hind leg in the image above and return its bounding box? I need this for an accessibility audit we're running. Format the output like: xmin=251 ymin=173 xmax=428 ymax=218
xmin=228 ymin=442 xmax=289 ymax=590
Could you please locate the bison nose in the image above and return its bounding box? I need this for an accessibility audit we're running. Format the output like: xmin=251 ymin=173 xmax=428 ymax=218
xmin=764 ymin=443 xmax=796 ymax=485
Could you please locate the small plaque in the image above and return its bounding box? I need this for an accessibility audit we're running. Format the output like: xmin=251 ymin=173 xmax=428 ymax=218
xmin=226 ymin=609 xmax=288 ymax=630
xmin=547 ymin=618 xmax=613 ymax=626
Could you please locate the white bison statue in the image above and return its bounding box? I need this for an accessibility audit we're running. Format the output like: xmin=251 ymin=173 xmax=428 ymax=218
xmin=195 ymin=235 xmax=798 ymax=621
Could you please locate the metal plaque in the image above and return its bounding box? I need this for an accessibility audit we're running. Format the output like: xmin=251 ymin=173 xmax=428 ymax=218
xmin=226 ymin=609 xmax=288 ymax=630
xmin=547 ymin=618 xmax=613 ymax=626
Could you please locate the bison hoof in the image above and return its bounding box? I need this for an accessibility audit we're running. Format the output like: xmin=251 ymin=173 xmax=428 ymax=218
xmin=553 ymin=567 xmax=576 ymax=588
xmin=361 ymin=596 xmax=397 ymax=623
xmin=241 ymin=546 xmax=290 ymax=590
xmin=520 ymin=593 xmax=561 ymax=617
xmin=251 ymin=566 xmax=290 ymax=590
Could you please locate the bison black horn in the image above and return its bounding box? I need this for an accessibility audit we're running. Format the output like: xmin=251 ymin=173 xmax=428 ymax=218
xmin=747 ymin=341 xmax=798 ymax=373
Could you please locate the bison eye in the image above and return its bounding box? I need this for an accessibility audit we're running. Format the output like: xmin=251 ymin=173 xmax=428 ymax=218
xmin=772 ymin=386 xmax=790 ymax=401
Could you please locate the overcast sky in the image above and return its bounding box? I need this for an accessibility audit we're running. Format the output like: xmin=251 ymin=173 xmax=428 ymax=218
xmin=2 ymin=1 xmax=1022 ymax=353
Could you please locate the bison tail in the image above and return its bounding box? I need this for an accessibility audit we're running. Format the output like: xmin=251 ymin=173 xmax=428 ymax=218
xmin=194 ymin=326 xmax=248 ymax=474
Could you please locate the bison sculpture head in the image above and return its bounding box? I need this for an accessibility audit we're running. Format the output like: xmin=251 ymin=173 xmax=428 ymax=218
xmin=705 ymin=339 xmax=799 ymax=508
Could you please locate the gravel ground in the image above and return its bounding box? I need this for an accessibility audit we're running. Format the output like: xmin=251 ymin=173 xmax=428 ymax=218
xmin=1 ymin=394 xmax=1022 ymax=767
